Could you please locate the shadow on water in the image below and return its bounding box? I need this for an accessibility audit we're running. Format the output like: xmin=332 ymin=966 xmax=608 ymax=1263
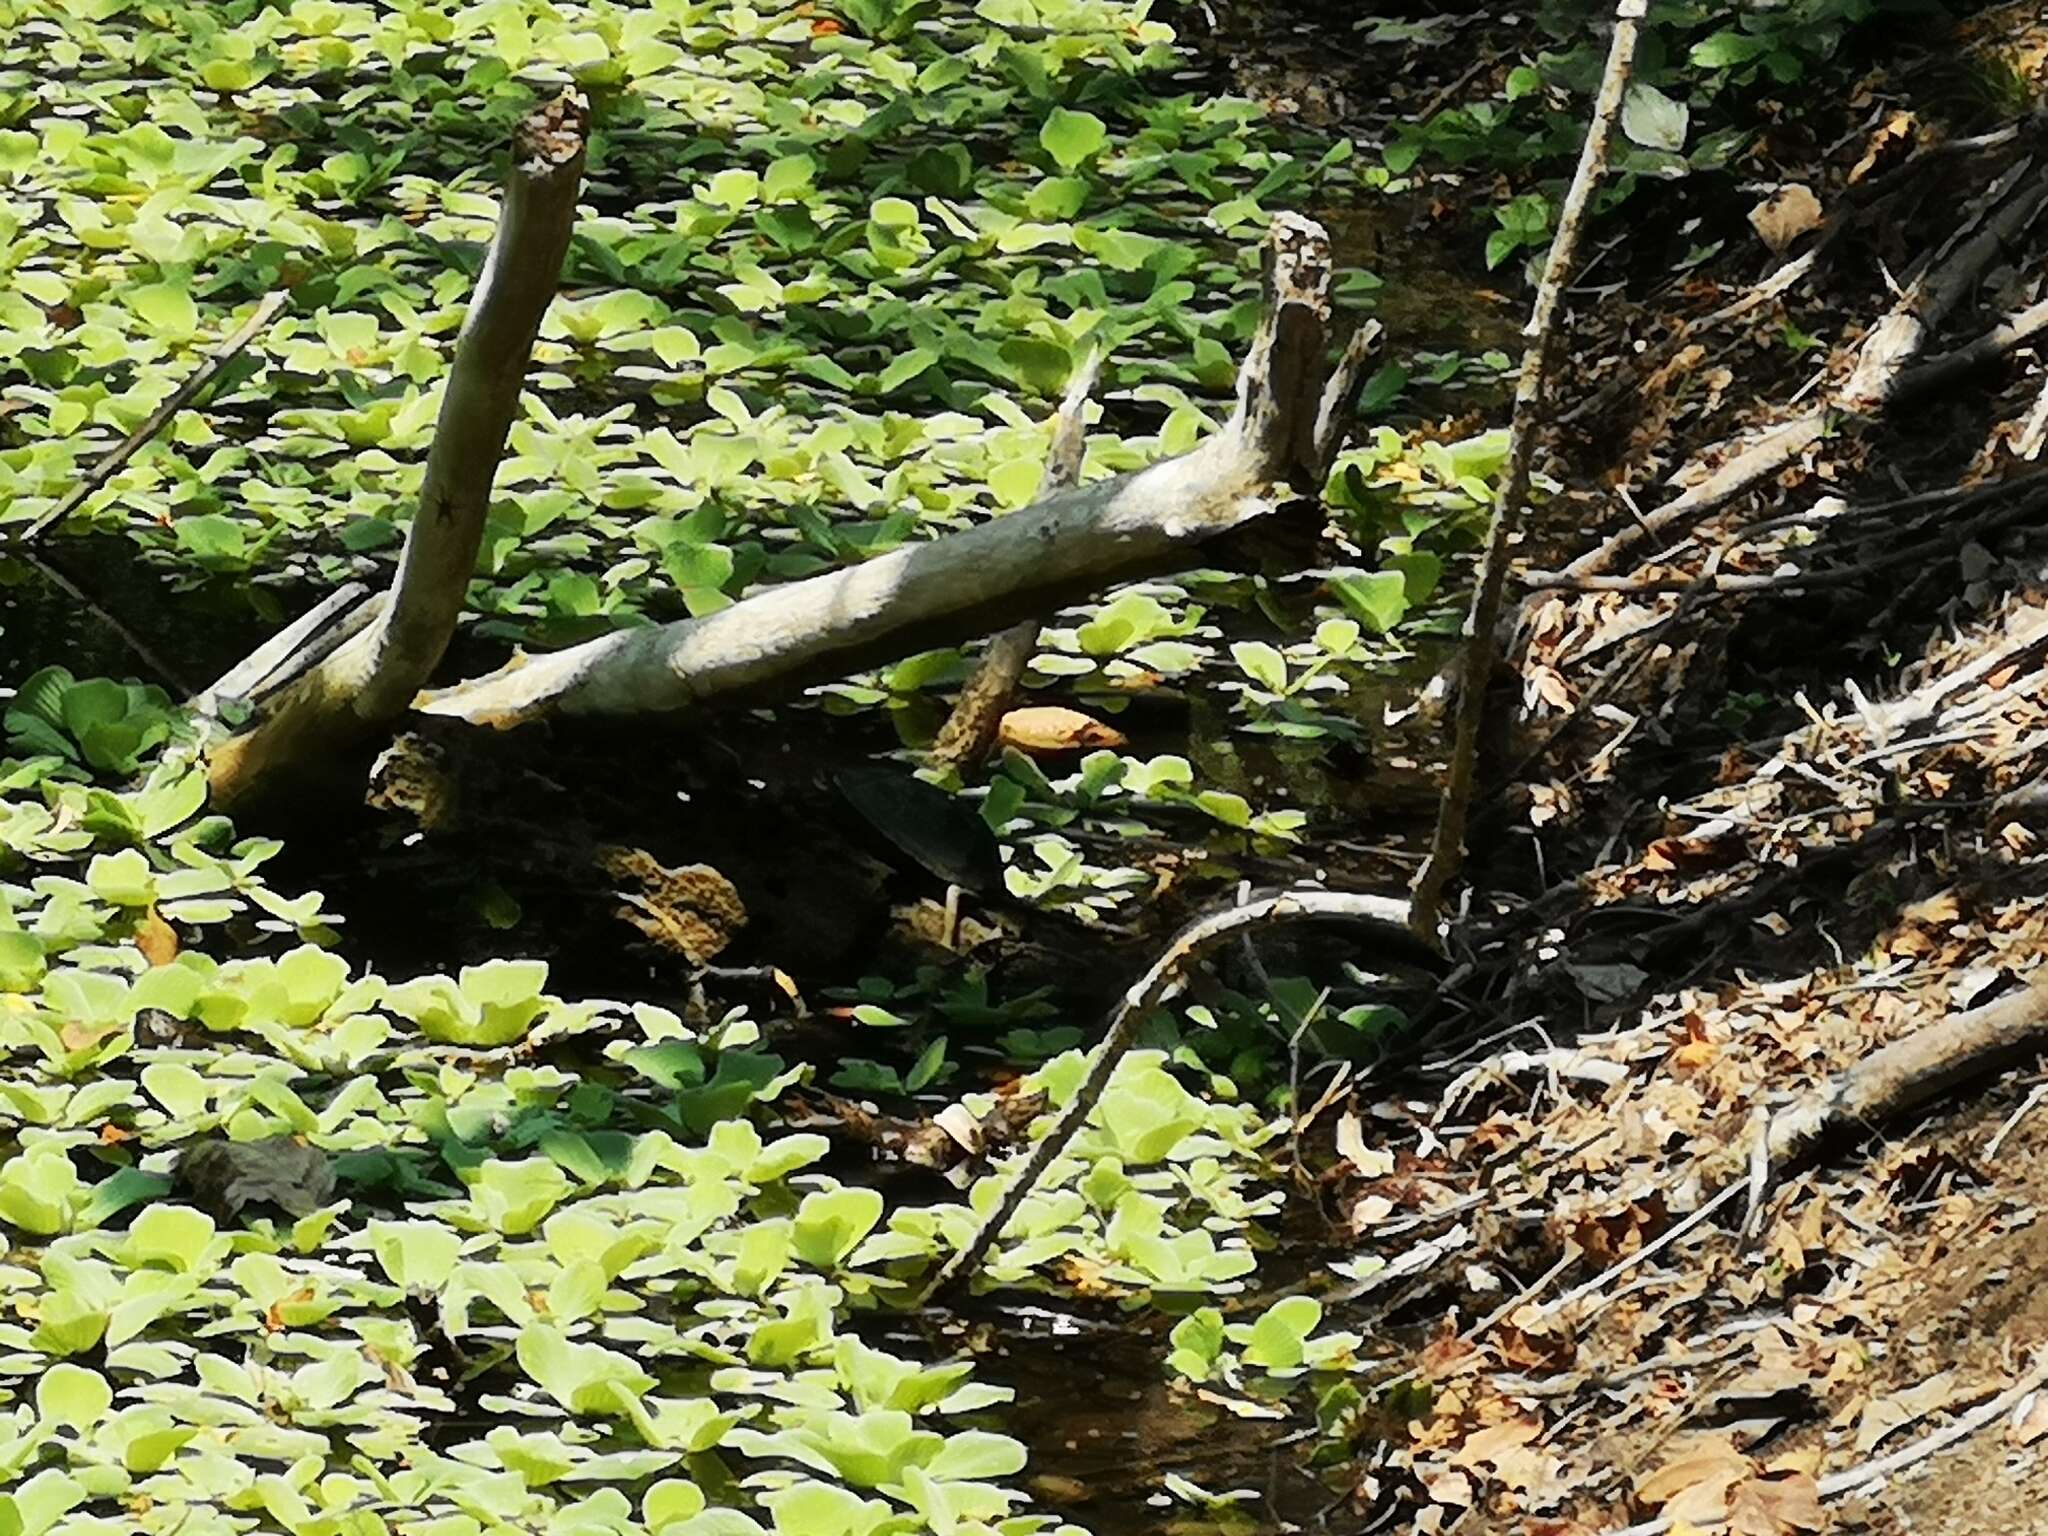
xmin=0 ymin=536 xmax=275 ymax=694
xmin=868 ymin=1305 xmax=1339 ymax=1536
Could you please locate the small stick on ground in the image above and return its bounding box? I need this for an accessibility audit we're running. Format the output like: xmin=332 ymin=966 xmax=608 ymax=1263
xmin=929 ymin=349 xmax=1103 ymax=772
xmin=917 ymin=886 xmax=1427 ymax=1303
xmin=1407 ymin=0 xmax=1647 ymax=936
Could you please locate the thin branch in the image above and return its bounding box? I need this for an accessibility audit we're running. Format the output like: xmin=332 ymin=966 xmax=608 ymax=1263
xmin=15 ymin=291 xmax=289 ymax=545
xmin=1407 ymin=0 xmax=1647 ymax=935
xmin=917 ymin=887 xmax=1427 ymax=1302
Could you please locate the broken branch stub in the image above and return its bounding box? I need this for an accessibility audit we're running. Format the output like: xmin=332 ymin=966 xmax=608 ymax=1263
xmin=202 ymin=94 xmax=588 ymax=806
xmin=420 ymin=213 xmax=1347 ymax=727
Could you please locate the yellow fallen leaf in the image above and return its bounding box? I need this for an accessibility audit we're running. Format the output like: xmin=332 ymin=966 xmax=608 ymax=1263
xmin=1749 ymin=184 xmax=1822 ymax=254
xmin=135 ymin=907 xmax=180 ymax=967
xmin=997 ymin=705 xmax=1127 ymax=755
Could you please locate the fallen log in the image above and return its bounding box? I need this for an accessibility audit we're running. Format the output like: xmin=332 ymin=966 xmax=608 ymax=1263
xmin=417 ymin=214 xmax=1361 ymax=728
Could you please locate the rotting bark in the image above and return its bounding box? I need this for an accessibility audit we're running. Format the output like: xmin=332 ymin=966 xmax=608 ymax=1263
xmin=929 ymin=350 xmax=1103 ymax=772
xmin=919 ymin=886 xmax=1431 ymax=1303
xmin=1406 ymin=0 xmax=1646 ymax=936
xmin=418 ymin=215 xmax=1363 ymax=728
xmin=201 ymin=94 xmax=588 ymax=806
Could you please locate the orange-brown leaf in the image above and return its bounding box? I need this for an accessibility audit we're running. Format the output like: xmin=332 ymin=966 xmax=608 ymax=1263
xmin=997 ymin=706 xmax=1127 ymax=755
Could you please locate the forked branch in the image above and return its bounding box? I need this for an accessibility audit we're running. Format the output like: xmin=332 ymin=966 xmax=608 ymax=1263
xmin=419 ymin=215 xmax=1349 ymax=727
xmin=202 ymin=93 xmax=588 ymax=805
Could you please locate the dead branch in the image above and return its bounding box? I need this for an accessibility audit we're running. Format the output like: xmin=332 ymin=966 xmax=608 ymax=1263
xmin=1562 ymin=158 xmax=2048 ymax=579
xmin=202 ymin=94 xmax=587 ymax=805
xmin=918 ymin=886 xmax=1428 ymax=1302
xmin=15 ymin=291 xmax=289 ymax=545
xmin=418 ymin=214 xmax=1350 ymax=728
xmin=1407 ymin=0 xmax=1646 ymax=934
xmin=1892 ymin=294 xmax=2048 ymax=399
xmin=1767 ymin=971 xmax=2048 ymax=1166
xmin=929 ymin=350 xmax=1103 ymax=772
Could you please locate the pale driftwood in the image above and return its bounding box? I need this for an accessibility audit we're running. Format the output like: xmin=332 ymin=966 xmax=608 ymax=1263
xmin=918 ymin=886 xmax=1429 ymax=1302
xmin=929 ymin=350 xmax=1102 ymax=771
xmin=1563 ymin=160 xmax=2048 ymax=579
xmin=1406 ymin=0 xmax=1646 ymax=934
xmin=203 ymin=95 xmax=587 ymax=805
xmin=1766 ymin=971 xmax=2048 ymax=1165
xmin=16 ymin=291 xmax=289 ymax=545
xmin=419 ymin=214 xmax=1348 ymax=728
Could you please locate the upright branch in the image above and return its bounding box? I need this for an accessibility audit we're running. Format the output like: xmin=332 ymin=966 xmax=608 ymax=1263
xmin=420 ymin=214 xmax=1348 ymax=728
xmin=930 ymin=349 xmax=1104 ymax=772
xmin=1407 ymin=0 xmax=1646 ymax=935
xmin=202 ymin=94 xmax=587 ymax=806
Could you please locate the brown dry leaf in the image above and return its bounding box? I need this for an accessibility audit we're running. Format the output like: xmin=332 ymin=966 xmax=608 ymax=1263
xmin=1725 ymin=1471 xmax=1825 ymax=1535
xmin=1848 ymin=110 xmax=1918 ymax=184
xmin=1854 ymin=1369 xmax=1961 ymax=1452
xmin=1749 ymin=185 xmax=1823 ymax=254
xmin=1636 ymin=1438 xmax=1756 ymax=1524
xmin=1642 ymin=833 xmax=1742 ymax=874
xmin=1421 ymin=1468 xmax=1474 ymax=1509
xmin=1450 ymin=1415 xmax=1541 ymax=1470
xmin=134 ymin=908 xmax=179 ymax=967
xmin=996 ymin=706 xmax=1127 ymax=755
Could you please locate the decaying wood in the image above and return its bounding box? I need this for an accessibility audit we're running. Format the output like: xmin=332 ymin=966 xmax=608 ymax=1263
xmin=419 ymin=214 xmax=1350 ymax=727
xmin=1767 ymin=970 xmax=2048 ymax=1166
xmin=202 ymin=95 xmax=587 ymax=805
xmin=16 ymin=291 xmax=289 ymax=546
xmin=1561 ymin=159 xmax=2048 ymax=580
xmin=1407 ymin=0 xmax=1646 ymax=935
xmin=929 ymin=350 xmax=1102 ymax=772
xmin=919 ymin=886 xmax=1429 ymax=1301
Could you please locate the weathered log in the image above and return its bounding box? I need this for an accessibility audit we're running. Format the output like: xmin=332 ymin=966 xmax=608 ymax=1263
xmin=418 ymin=214 xmax=1350 ymax=727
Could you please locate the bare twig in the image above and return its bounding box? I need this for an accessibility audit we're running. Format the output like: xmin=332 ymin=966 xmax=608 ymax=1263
xmin=1535 ymin=1181 xmax=1744 ymax=1324
xmin=15 ymin=290 xmax=289 ymax=545
xmin=917 ymin=886 xmax=1427 ymax=1302
xmin=17 ymin=549 xmax=197 ymax=693
xmin=1408 ymin=0 xmax=1646 ymax=935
